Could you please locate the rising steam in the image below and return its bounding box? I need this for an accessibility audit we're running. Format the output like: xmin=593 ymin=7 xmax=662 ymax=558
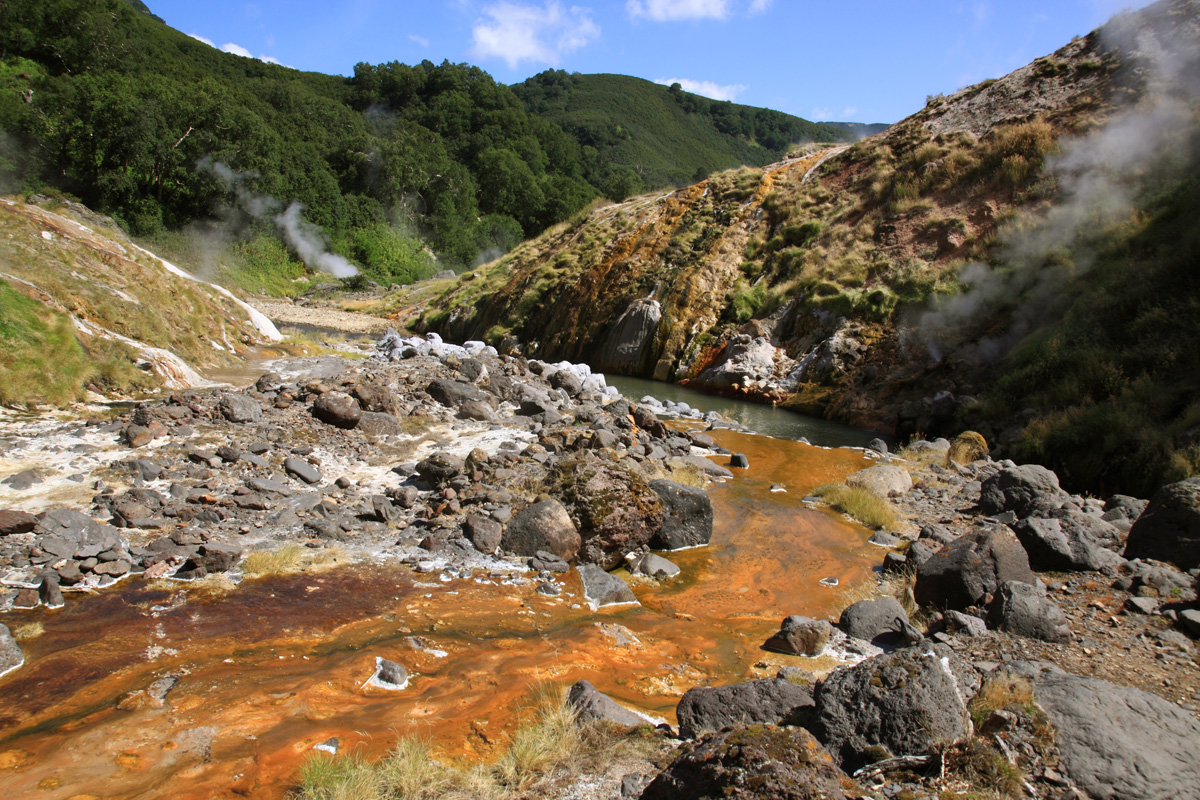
xmin=915 ymin=6 xmax=1200 ymax=364
xmin=196 ymin=157 xmax=358 ymax=278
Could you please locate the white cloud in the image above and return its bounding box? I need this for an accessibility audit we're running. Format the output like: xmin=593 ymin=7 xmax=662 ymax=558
xmin=811 ymin=106 xmax=832 ymax=121
xmin=260 ymin=55 xmax=281 ymax=64
xmin=471 ymin=2 xmax=599 ymax=69
xmin=810 ymin=105 xmax=859 ymax=121
xmin=656 ymin=77 xmax=747 ymax=101
xmin=221 ymin=42 xmax=253 ymax=58
xmin=628 ymin=0 xmax=729 ymax=21
xmin=409 ymin=34 xmax=431 ymax=47
xmin=189 ymin=33 xmax=215 ymax=47
xmin=748 ymin=0 xmax=773 ymax=12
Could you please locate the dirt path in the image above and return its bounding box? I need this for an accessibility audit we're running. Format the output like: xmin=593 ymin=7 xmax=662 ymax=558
xmin=252 ymin=298 xmax=395 ymax=334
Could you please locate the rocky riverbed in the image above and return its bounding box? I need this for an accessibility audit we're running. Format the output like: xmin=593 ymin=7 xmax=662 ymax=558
xmin=1 ymin=332 xmax=1199 ymax=800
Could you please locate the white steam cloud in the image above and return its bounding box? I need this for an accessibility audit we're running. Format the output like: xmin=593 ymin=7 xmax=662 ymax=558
xmin=197 ymin=157 xmax=358 ymax=279
xmin=655 ymin=77 xmax=748 ymax=101
xmin=914 ymin=10 xmax=1200 ymax=364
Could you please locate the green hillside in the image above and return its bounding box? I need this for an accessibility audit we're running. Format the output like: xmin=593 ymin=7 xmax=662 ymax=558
xmin=513 ymin=71 xmax=857 ymax=199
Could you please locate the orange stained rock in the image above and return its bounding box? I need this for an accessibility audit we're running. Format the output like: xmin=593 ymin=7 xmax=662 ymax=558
xmin=0 ymin=430 xmax=878 ymax=800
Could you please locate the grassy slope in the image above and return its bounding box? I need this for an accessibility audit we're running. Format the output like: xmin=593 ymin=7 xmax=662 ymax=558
xmin=515 ymin=73 xmax=856 ymax=190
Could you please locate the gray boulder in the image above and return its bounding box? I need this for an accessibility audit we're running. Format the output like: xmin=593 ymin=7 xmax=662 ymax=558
xmin=312 ymin=392 xmax=362 ymax=429
xmin=846 ymin=465 xmax=912 ymax=498
xmin=838 ymin=597 xmax=911 ymax=645
xmin=352 ymin=382 xmax=403 ymax=415
xmin=34 ymin=508 xmax=122 ymax=559
xmin=914 ymin=525 xmax=1034 ymax=610
xmin=978 ymin=463 xmax=1066 ymax=518
xmin=943 ymin=610 xmax=988 ymax=637
xmin=630 ymin=553 xmax=680 ymax=579
xmin=426 ymin=378 xmax=492 ymax=410
xmin=566 ymin=680 xmax=649 ymax=727
xmin=640 ymin=725 xmax=852 ymax=800
xmin=812 ymin=645 xmax=977 ymax=772
xmin=988 ymin=581 xmax=1071 ymax=642
xmin=415 ymin=452 xmax=464 ymax=489
xmin=0 ymin=623 xmax=23 ymax=678
xmin=763 ymin=615 xmax=832 ymax=657
xmin=1123 ymin=477 xmax=1200 ymax=571
xmin=284 ymin=457 xmax=322 ymax=485
xmin=676 ymin=678 xmax=815 ymax=739
xmin=1103 ymin=494 xmax=1148 ymax=523
xmin=576 ymin=563 xmax=637 ymax=608
xmin=1026 ymin=668 xmax=1200 ymax=800
xmin=648 ymin=479 xmax=713 ymax=550
xmin=1012 ymin=516 xmax=1124 ymax=572
xmin=218 ymin=393 xmax=262 ymax=423
xmin=502 ymin=499 xmax=580 ymax=561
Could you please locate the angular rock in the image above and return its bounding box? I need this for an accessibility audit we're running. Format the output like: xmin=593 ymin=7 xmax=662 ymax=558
xmin=943 ymin=609 xmax=989 ymax=637
xmin=1123 ymin=477 xmax=1200 ymax=571
xmin=39 ymin=576 xmax=64 ymax=609
xmin=566 ymin=680 xmax=649 ymax=727
xmin=576 ymin=563 xmax=637 ymax=608
xmin=502 ymin=499 xmax=580 ymax=561
xmin=838 ymin=597 xmax=911 ymax=645
xmin=988 ymin=580 xmax=1070 ymax=642
xmin=426 ymin=378 xmax=491 ymax=410
xmin=729 ymin=453 xmax=749 ymax=469
xmin=218 ymin=393 xmax=262 ymax=423
xmin=1025 ymin=668 xmax=1200 ymax=800
xmin=978 ymin=463 xmax=1066 ymax=518
xmin=812 ymin=645 xmax=977 ymax=772
xmin=0 ymin=509 xmax=37 ymax=536
xmin=846 ymin=465 xmax=913 ymax=498
xmin=648 ymin=479 xmax=713 ymax=550
xmin=0 ymin=623 xmax=24 ymax=678
xmin=195 ymin=542 xmax=242 ymax=573
xmin=914 ymin=525 xmax=1034 ymax=610
xmin=551 ymin=459 xmax=664 ymax=569
xmin=462 ymin=515 xmax=502 ymax=555
xmin=352 ymin=383 xmax=403 ymax=415
xmin=1012 ymin=516 xmax=1124 ymax=573
xmin=284 ymin=457 xmax=321 ymax=485
xmin=677 ymin=678 xmax=815 ymax=740
xmin=640 ymin=724 xmax=852 ymax=800
xmin=312 ymin=392 xmax=362 ymax=429
xmin=763 ymin=615 xmax=832 ymax=657
xmin=34 ymin=509 xmax=122 ymax=559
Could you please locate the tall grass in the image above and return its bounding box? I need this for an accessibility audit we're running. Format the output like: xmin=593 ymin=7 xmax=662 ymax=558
xmin=812 ymin=484 xmax=897 ymax=530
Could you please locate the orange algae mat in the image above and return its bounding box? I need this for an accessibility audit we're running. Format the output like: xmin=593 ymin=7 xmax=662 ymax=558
xmin=0 ymin=430 xmax=878 ymax=799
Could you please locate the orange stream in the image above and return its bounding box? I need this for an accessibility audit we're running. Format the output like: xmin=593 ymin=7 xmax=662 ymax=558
xmin=0 ymin=431 xmax=877 ymax=799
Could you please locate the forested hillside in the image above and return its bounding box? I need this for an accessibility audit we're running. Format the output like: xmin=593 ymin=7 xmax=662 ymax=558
xmin=0 ymin=0 xmax=846 ymax=291
xmin=512 ymin=71 xmax=857 ymax=195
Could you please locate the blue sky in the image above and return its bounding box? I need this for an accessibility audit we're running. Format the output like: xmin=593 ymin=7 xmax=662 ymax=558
xmin=152 ymin=0 xmax=1150 ymax=123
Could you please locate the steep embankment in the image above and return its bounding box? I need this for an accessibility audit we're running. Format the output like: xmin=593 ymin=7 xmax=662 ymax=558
xmin=419 ymin=0 xmax=1200 ymax=497
xmin=0 ymin=197 xmax=279 ymax=406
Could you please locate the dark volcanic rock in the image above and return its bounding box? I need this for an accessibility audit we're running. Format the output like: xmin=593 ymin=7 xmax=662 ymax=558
xmin=648 ymin=479 xmax=713 ymax=550
xmin=576 ymin=563 xmax=637 ymax=607
xmin=978 ymin=463 xmax=1066 ymax=518
xmin=551 ymin=458 xmax=664 ymax=569
xmin=284 ymin=457 xmax=322 ymax=485
xmin=312 ymin=392 xmax=362 ymax=429
xmin=988 ymin=580 xmax=1070 ymax=642
xmin=501 ymin=499 xmax=580 ymax=561
xmin=1123 ymin=477 xmax=1200 ymax=571
xmin=838 ymin=597 xmax=911 ymax=645
xmin=763 ymin=615 xmax=832 ymax=657
xmin=218 ymin=393 xmax=262 ymax=423
xmin=1017 ymin=665 xmax=1200 ymax=800
xmin=640 ymin=724 xmax=852 ymax=800
xmin=676 ymin=678 xmax=815 ymax=739
xmin=426 ymin=378 xmax=491 ymax=410
xmin=1013 ymin=516 xmax=1123 ymax=572
xmin=462 ymin=514 xmax=502 ymax=554
xmin=415 ymin=452 xmax=464 ymax=489
xmin=812 ymin=645 xmax=977 ymax=772
xmin=566 ymin=680 xmax=649 ymax=727
xmin=914 ymin=525 xmax=1034 ymax=610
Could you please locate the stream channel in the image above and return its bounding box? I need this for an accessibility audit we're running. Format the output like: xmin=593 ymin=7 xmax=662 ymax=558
xmin=0 ymin=367 xmax=884 ymax=799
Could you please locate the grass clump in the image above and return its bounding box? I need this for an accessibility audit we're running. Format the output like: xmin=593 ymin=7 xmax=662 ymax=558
xmin=12 ymin=622 xmax=45 ymax=640
xmin=968 ymin=675 xmax=1036 ymax=730
xmin=813 ymin=484 xmax=897 ymax=530
xmin=241 ymin=543 xmax=346 ymax=578
xmin=295 ymin=685 xmax=662 ymax=800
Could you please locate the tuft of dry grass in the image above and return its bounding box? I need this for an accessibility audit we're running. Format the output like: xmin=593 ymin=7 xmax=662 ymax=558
xmin=295 ymin=684 xmax=663 ymax=800
xmin=12 ymin=622 xmax=45 ymax=640
xmin=969 ymin=675 xmax=1036 ymax=730
xmin=241 ymin=543 xmax=347 ymax=578
xmin=813 ymin=484 xmax=897 ymax=530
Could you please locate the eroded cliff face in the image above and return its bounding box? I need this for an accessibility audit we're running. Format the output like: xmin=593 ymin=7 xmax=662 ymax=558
xmin=416 ymin=1 xmax=1200 ymax=457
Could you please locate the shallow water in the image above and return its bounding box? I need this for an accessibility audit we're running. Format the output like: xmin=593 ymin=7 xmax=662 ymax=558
xmin=0 ymin=431 xmax=877 ymax=799
xmin=607 ymin=374 xmax=885 ymax=447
